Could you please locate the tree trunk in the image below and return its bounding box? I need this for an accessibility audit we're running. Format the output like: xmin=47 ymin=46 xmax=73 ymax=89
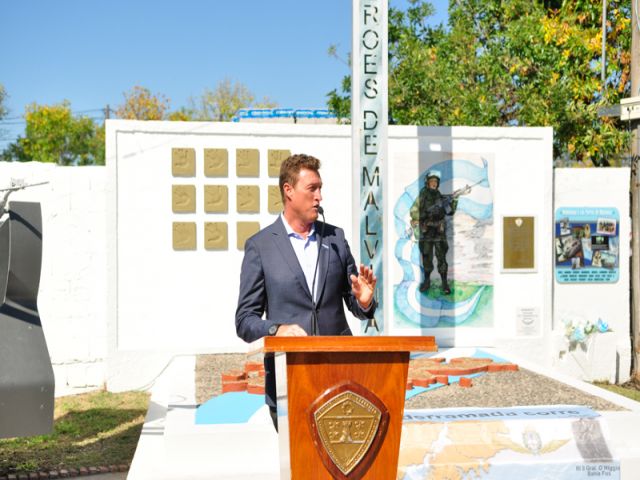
xmin=632 ymin=154 xmax=640 ymax=381
xmin=631 ymin=2 xmax=640 ymax=381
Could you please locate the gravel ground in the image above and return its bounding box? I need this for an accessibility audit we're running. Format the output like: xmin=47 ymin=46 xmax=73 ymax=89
xmin=196 ymin=353 xmax=246 ymax=404
xmin=195 ymin=354 xmax=626 ymax=411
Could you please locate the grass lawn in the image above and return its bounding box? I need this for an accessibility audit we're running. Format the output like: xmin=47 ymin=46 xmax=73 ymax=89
xmin=0 ymin=390 xmax=149 ymax=475
xmin=594 ymin=378 xmax=640 ymax=403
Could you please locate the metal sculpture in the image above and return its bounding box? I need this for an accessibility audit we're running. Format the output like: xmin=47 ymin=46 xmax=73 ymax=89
xmin=0 ymin=197 xmax=54 ymax=439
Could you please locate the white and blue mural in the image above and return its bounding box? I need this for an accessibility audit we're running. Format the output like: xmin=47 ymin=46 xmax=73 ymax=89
xmin=392 ymin=154 xmax=494 ymax=329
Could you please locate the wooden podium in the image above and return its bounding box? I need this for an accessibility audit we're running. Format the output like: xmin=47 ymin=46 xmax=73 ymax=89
xmin=264 ymin=336 xmax=437 ymax=479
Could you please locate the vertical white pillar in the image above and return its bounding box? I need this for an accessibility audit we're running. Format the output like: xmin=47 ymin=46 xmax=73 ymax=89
xmin=352 ymin=0 xmax=388 ymax=333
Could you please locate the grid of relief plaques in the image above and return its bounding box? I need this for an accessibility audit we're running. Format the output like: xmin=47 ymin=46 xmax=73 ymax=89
xmin=171 ymin=147 xmax=290 ymax=251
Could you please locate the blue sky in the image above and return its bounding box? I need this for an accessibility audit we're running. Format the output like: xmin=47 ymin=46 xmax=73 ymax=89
xmin=0 ymin=0 xmax=449 ymax=147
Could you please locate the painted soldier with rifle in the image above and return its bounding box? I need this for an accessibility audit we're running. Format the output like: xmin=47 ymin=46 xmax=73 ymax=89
xmin=410 ymin=170 xmax=475 ymax=295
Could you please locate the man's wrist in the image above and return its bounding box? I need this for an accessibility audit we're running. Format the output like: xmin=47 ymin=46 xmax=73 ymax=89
xmin=357 ymin=299 xmax=373 ymax=312
xmin=267 ymin=324 xmax=280 ymax=336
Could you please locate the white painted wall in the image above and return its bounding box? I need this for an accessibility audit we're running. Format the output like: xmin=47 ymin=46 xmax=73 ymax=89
xmin=553 ymin=168 xmax=632 ymax=383
xmin=104 ymin=121 xmax=356 ymax=390
xmin=0 ymin=162 xmax=108 ymax=396
xmin=1 ymin=121 xmax=630 ymax=393
xmin=105 ymin=121 xmax=556 ymax=390
xmin=385 ymin=127 xmax=554 ymax=367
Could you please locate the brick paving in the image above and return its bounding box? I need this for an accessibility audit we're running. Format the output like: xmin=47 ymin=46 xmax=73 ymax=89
xmin=196 ymin=353 xmax=626 ymax=411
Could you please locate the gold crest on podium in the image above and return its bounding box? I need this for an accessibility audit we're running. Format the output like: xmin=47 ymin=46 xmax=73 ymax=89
xmin=308 ymin=382 xmax=389 ymax=478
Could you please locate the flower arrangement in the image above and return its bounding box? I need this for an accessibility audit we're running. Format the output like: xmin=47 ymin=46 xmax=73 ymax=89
xmin=563 ymin=317 xmax=611 ymax=350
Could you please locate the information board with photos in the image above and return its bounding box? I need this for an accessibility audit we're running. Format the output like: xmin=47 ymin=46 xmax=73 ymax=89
xmin=555 ymin=207 xmax=619 ymax=283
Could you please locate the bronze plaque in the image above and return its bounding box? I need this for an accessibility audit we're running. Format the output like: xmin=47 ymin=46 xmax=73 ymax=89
xmin=204 ymin=148 xmax=228 ymax=177
xmin=173 ymin=222 xmax=196 ymax=250
xmin=172 ymin=148 xmax=195 ymax=177
xmin=308 ymin=382 xmax=388 ymax=479
xmin=204 ymin=185 xmax=228 ymax=213
xmin=237 ymin=185 xmax=260 ymax=213
xmin=172 ymin=185 xmax=196 ymax=213
xmin=267 ymin=149 xmax=290 ymax=177
xmin=204 ymin=222 xmax=228 ymax=250
xmin=267 ymin=185 xmax=282 ymax=214
xmin=236 ymin=148 xmax=260 ymax=177
xmin=503 ymin=216 xmax=535 ymax=270
xmin=237 ymin=222 xmax=260 ymax=250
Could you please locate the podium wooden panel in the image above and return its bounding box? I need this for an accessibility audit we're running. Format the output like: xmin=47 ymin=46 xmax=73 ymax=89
xmin=264 ymin=336 xmax=437 ymax=479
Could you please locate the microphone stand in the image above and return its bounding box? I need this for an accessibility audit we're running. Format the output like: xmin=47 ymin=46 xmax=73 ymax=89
xmin=310 ymin=206 xmax=325 ymax=336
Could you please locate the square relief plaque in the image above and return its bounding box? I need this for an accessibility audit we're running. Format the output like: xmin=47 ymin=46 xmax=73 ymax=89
xmin=172 ymin=185 xmax=196 ymax=213
xmin=268 ymin=149 xmax=290 ymax=177
xmin=173 ymin=222 xmax=196 ymax=250
xmin=172 ymin=148 xmax=196 ymax=177
xmin=204 ymin=148 xmax=228 ymax=177
xmin=237 ymin=222 xmax=260 ymax=250
xmin=237 ymin=185 xmax=260 ymax=213
xmin=205 ymin=222 xmax=228 ymax=250
xmin=204 ymin=185 xmax=228 ymax=213
xmin=236 ymin=148 xmax=260 ymax=177
xmin=268 ymin=185 xmax=283 ymax=214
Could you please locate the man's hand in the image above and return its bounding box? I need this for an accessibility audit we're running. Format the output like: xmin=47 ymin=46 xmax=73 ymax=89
xmin=350 ymin=264 xmax=377 ymax=309
xmin=275 ymin=324 xmax=307 ymax=337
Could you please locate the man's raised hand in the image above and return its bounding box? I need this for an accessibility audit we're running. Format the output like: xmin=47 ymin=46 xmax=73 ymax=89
xmin=350 ymin=264 xmax=377 ymax=309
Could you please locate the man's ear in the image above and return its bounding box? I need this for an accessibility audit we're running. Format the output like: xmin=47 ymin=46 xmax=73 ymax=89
xmin=283 ymin=182 xmax=293 ymax=202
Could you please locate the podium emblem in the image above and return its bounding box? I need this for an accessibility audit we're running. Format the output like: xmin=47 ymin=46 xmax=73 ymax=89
xmin=308 ymin=382 xmax=389 ymax=478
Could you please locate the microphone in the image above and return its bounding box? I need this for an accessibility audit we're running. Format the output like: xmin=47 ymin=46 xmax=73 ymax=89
xmin=310 ymin=206 xmax=326 ymax=335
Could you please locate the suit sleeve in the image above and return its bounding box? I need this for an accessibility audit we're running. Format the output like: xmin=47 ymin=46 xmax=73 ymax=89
xmin=235 ymin=237 xmax=279 ymax=343
xmin=341 ymin=232 xmax=377 ymax=320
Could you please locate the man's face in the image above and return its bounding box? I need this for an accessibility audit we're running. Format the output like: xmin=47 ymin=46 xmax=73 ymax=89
xmin=427 ymin=177 xmax=438 ymax=190
xmin=284 ymin=168 xmax=323 ymax=225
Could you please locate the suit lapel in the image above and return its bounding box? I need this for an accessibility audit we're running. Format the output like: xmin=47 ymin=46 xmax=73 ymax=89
xmin=271 ymin=217 xmax=312 ymax=299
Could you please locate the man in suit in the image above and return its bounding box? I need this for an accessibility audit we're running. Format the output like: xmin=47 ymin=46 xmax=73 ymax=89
xmin=235 ymin=153 xmax=377 ymax=430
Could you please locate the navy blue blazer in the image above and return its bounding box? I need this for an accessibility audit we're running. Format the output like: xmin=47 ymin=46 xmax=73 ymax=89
xmin=235 ymin=216 xmax=377 ymax=343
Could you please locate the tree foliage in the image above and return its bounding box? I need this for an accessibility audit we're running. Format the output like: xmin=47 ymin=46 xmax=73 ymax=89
xmin=115 ymin=85 xmax=170 ymax=120
xmin=328 ymin=0 xmax=631 ymax=165
xmin=184 ymin=78 xmax=278 ymax=121
xmin=1 ymin=101 xmax=104 ymax=165
xmin=0 ymin=83 xmax=7 ymax=120
xmin=0 ymin=84 xmax=9 ymax=144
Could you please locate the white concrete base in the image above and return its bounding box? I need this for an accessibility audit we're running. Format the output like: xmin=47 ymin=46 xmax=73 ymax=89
xmin=497 ymin=347 xmax=640 ymax=479
xmin=128 ymin=355 xmax=279 ymax=480
xmin=600 ymin=411 xmax=640 ymax=478
xmin=129 ymin=349 xmax=640 ymax=479
xmin=164 ymin=407 xmax=278 ymax=479
xmin=552 ymin=332 xmax=618 ymax=384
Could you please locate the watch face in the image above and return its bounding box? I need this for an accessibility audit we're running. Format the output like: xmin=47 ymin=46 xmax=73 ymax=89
xmin=269 ymin=325 xmax=278 ymax=335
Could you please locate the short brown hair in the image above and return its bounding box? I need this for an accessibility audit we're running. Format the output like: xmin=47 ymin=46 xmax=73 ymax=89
xmin=279 ymin=154 xmax=321 ymax=201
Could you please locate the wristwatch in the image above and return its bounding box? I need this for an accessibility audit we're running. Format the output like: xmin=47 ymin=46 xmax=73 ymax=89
xmin=268 ymin=324 xmax=279 ymax=336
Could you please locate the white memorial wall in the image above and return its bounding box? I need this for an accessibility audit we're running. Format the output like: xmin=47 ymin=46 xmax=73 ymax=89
xmin=0 ymin=120 xmax=631 ymax=392
xmin=553 ymin=168 xmax=631 ymax=383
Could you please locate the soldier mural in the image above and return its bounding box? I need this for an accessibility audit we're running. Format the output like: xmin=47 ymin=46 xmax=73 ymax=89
xmin=409 ymin=170 xmax=473 ymax=295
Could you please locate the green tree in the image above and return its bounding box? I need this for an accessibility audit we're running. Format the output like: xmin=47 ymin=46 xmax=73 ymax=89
xmin=185 ymin=78 xmax=277 ymax=121
xmin=328 ymin=0 xmax=631 ymax=165
xmin=326 ymin=75 xmax=351 ymax=121
xmin=0 ymin=83 xmax=10 ymax=145
xmin=116 ymin=85 xmax=170 ymax=120
xmin=1 ymin=101 xmax=104 ymax=165
xmin=0 ymin=83 xmax=7 ymax=120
